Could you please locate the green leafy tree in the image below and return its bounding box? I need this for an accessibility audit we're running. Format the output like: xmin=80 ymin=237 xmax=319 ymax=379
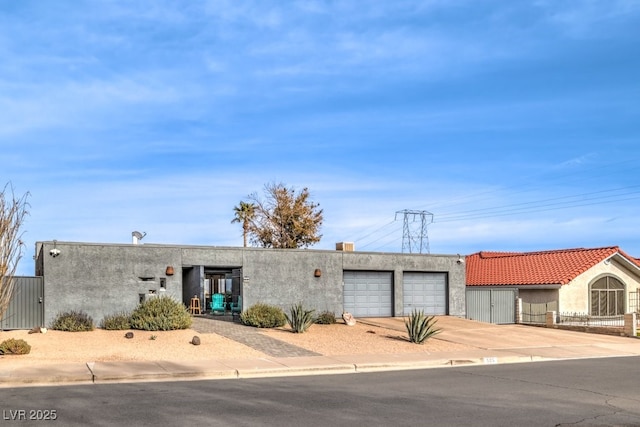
xmin=245 ymin=183 xmax=323 ymax=249
xmin=231 ymin=201 xmax=256 ymax=247
xmin=0 ymin=184 xmax=30 ymax=320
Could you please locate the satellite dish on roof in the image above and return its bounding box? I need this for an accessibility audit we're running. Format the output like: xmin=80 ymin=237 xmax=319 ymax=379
xmin=132 ymin=231 xmax=147 ymax=245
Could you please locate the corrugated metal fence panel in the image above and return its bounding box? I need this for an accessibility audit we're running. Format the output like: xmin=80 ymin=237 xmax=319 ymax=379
xmin=0 ymin=276 xmax=44 ymax=330
xmin=466 ymin=288 xmax=517 ymax=324
xmin=466 ymin=289 xmax=492 ymax=323
xmin=491 ymin=289 xmax=516 ymax=324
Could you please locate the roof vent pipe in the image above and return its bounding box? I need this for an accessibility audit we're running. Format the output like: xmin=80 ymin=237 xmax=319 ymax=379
xmin=132 ymin=231 xmax=146 ymax=245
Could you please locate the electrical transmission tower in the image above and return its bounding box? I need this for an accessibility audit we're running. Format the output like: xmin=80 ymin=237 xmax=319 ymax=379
xmin=395 ymin=210 xmax=434 ymax=254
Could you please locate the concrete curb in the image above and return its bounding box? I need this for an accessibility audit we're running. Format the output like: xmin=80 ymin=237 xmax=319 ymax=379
xmin=0 ymin=362 xmax=94 ymax=388
xmin=0 ymin=354 xmax=548 ymax=387
xmin=5 ymin=319 xmax=640 ymax=388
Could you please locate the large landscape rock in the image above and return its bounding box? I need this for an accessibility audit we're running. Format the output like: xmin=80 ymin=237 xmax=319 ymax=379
xmin=342 ymin=312 xmax=356 ymax=326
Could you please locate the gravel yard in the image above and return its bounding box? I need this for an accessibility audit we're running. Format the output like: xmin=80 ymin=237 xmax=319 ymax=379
xmin=0 ymin=317 xmax=474 ymax=368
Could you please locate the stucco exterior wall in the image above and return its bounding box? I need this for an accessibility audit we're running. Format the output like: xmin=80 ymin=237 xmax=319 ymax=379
xmin=37 ymin=241 xmax=466 ymax=325
xmin=559 ymin=258 xmax=640 ymax=313
xmin=40 ymin=242 xmax=183 ymax=326
xmin=240 ymin=249 xmax=344 ymax=313
xmin=518 ymin=288 xmax=559 ymax=304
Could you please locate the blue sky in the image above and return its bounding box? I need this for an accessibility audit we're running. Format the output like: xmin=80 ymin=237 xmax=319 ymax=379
xmin=2 ymin=1 xmax=640 ymax=275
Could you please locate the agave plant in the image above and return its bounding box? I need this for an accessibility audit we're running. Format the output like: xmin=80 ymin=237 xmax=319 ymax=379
xmin=405 ymin=309 xmax=441 ymax=344
xmin=286 ymin=303 xmax=316 ymax=333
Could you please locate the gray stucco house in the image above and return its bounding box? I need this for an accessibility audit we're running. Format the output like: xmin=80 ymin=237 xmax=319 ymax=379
xmin=35 ymin=240 xmax=466 ymax=326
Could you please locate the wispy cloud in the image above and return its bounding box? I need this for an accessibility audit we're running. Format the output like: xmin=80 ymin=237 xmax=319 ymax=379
xmin=535 ymin=0 xmax=640 ymax=38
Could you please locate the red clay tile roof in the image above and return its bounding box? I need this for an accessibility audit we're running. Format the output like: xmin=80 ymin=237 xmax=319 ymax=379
xmin=466 ymin=246 xmax=640 ymax=286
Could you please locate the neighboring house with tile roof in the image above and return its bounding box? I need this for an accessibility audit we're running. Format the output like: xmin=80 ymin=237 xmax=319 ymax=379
xmin=466 ymin=247 xmax=640 ymax=318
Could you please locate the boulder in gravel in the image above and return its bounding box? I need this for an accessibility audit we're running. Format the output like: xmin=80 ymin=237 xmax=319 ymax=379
xmin=191 ymin=336 xmax=201 ymax=346
xmin=124 ymin=332 xmax=134 ymax=339
xmin=342 ymin=312 xmax=356 ymax=326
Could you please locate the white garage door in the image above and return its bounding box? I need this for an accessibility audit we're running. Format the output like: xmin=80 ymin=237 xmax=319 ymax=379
xmin=343 ymin=271 xmax=393 ymax=317
xmin=403 ymin=272 xmax=447 ymax=316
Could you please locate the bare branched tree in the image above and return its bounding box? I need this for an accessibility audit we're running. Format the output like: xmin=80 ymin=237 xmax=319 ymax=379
xmin=0 ymin=184 xmax=30 ymax=320
xmin=245 ymin=183 xmax=323 ymax=249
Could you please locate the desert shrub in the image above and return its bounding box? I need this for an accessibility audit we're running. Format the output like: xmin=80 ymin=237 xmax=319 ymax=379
xmin=0 ymin=338 xmax=31 ymax=355
xmin=315 ymin=310 xmax=336 ymax=325
xmin=50 ymin=310 xmax=95 ymax=332
xmin=286 ymin=303 xmax=315 ymax=333
xmin=405 ymin=309 xmax=441 ymax=344
xmin=101 ymin=312 xmax=132 ymax=330
xmin=240 ymin=303 xmax=286 ymax=328
xmin=129 ymin=296 xmax=192 ymax=331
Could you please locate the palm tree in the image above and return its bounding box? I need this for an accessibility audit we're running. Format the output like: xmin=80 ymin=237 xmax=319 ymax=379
xmin=231 ymin=201 xmax=256 ymax=247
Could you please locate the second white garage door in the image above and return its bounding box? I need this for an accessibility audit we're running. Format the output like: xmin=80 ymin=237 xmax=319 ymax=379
xmin=343 ymin=271 xmax=393 ymax=317
xmin=403 ymin=272 xmax=447 ymax=316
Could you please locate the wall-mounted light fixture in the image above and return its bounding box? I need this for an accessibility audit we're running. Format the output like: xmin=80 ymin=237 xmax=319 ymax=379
xmin=166 ymin=266 xmax=175 ymax=276
xmin=456 ymin=254 xmax=464 ymax=265
xmin=314 ymin=269 xmax=322 ymax=278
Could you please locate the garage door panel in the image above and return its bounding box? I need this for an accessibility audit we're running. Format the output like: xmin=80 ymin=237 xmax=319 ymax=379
xmin=343 ymin=271 xmax=393 ymax=317
xmin=403 ymin=272 xmax=447 ymax=316
xmin=355 ymin=295 xmax=369 ymax=304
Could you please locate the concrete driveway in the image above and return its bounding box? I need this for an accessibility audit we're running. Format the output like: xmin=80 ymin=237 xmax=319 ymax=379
xmin=360 ymin=316 xmax=640 ymax=360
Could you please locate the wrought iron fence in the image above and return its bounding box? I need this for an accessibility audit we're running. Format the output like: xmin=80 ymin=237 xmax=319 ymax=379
xmin=557 ymin=312 xmax=624 ymax=327
xmin=630 ymin=291 xmax=639 ymax=314
xmin=521 ymin=311 xmax=547 ymax=324
xmin=521 ymin=301 xmax=557 ymax=324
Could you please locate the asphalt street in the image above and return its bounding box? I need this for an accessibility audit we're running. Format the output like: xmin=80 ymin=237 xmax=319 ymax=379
xmin=2 ymin=356 xmax=640 ymax=426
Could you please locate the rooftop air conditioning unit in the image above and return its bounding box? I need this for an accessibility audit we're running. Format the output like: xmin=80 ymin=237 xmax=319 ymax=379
xmin=336 ymin=242 xmax=355 ymax=252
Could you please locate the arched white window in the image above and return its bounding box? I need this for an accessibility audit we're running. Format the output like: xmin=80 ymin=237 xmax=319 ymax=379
xmin=590 ymin=276 xmax=625 ymax=316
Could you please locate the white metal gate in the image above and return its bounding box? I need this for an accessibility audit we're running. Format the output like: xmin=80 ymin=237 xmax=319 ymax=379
xmin=402 ymin=272 xmax=447 ymax=315
xmin=343 ymin=271 xmax=393 ymax=317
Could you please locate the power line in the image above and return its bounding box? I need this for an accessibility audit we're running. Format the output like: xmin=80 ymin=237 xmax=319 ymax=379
xmin=351 ymin=219 xmax=397 ymax=243
xmin=416 ymin=157 xmax=640 ymax=215
xmin=357 ymin=222 xmax=403 ymax=250
xmin=436 ymin=194 xmax=640 ymax=223
xmin=349 ymin=159 xmax=640 ymax=250
xmin=437 ymin=185 xmax=640 ymax=219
